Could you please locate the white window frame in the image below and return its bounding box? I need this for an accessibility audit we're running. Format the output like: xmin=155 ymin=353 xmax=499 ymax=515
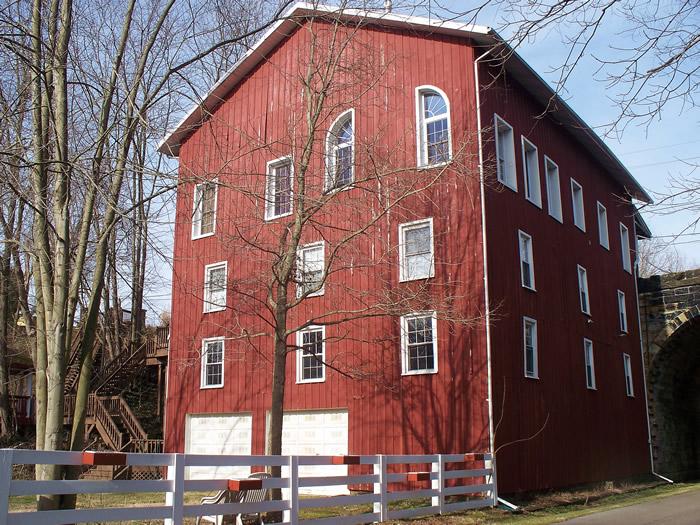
xmin=399 ymin=218 xmax=435 ymax=282
xmin=518 ymin=230 xmax=536 ymax=291
xmin=325 ymin=109 xmax=355 ymax=191
xmin=264 ymin=156 xmax=294 ymax=221
xmin=521 ymin=137 xmax=542 ymax=207
xmin=203 ymin=261 xmax=227 ymax=313
xmin=577 ymin=264 xmax=591 ymax=315
xmin=544 ymin=156 xmax=562 ymax=222
xmin=571 ymin=178 xmax=586 ymax=232
xmin=494 ymin=114 xmax=517 ymax=191
xmin=584 ymin=338 xmax=596 ymax=390
xmin=201 ymin=337 xmax=224 ymax=389
xmin=191 ymin=180 xmax=218 ymax=239
xmin=623 ymin=353 xmax=634 ymax=397
xmin=297 ymin=241 xmax=325 ymax=298
xmin=296 ymin=326 xmax=326 ymax=384
xmin=597 ymin=202 xmax=609 ymax=249
xmin=416 ymin=86 xmax=452 ymax=167
xmin=618 ymin=290 xmax=628 ymax=333
xmin=523 ymin=317 xmax=539 ymax=379
xmin=620 ymin=223 xmax=632 ymax=273
xmin=400 ymin=311 xmax=438 ymax=375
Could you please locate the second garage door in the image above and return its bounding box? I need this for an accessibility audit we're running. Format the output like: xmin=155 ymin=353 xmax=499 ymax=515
xmin=271 ymin=409 xmax=350 ymax=494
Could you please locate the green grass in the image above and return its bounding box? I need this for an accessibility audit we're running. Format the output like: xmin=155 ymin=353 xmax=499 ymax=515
xmin=7 ymin=481 xmax=699 ymax=524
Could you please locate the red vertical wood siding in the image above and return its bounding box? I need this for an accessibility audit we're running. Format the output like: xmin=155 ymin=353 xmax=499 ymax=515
xmin=165 ymin=18 xmax=650 ymax=495
xmin=166 ymin=23 xmax=490 ymax=466
xmin=479 ymin=69 xmax=650 ymax=492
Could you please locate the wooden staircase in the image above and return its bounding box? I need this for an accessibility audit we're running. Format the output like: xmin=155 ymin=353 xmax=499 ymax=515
xmin=62 ymin=327 xmax=169 ymax=480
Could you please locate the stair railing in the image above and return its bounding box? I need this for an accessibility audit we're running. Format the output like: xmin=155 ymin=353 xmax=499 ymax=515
xmin=103 ymin=396 xmax=148 ymax=442
xmin=90 ymin=395 xmax=123 ymax=451
xmin=93 ymin=340 xmax=147 ymax=393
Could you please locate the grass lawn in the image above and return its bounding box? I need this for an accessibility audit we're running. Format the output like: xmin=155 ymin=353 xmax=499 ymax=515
xmin=7 ymin=481 xmax=700 ymax=524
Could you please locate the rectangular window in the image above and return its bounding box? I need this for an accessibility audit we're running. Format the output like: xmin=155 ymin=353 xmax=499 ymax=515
xmin=518 ymin=230 xmax=535 ymax=290
xmin=265 ymin=157 xmax=293 ymax=220
xmin=620 ymin=223 xmax=632 ymax=273
xmin=399 ymin=219 xmax=434 ymax=282
xmin=577 ymin=265 xmax=590 ymax=315
xmin=623 ymin=353 xmax=634 ymax=397
xmin=401 ymin=312 xmax=437 ymax=375
xmin=203 ymin=262 xmax=227 ymax=313
xmin=297 ymin=327 xmax=325 ymax=383
xmin=192 ymin=181 xmax=218 ymax=239
xmin=618 ymin=290 xmax=628 ymax=333
xmin=584 ymin=338 xmax=596 ymax=389
xmin=494 ymin=115 xmax=517 ymax=191
xmin=544 ymin=156 xmax=562 ymax=222
xmin=571 ymin=179 xmax=585 ymax=231
xmin=521 ymin=137 xmax=542 ymax=207
xmin=523 ymin=317 xmax=538 ymax=379
xmin=297 ymin=242 xmax=324 ymax=297
xmin=597 ymin=202 xmax=609 ymax=249
xmin=201 ymin=338 xmax=224 ymax=388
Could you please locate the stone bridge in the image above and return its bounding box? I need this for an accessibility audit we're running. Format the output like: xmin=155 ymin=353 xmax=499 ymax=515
xmin=639 ymin=269 xmax=700 ymax=480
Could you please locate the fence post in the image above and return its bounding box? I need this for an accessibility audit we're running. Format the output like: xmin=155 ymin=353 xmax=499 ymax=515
xmin=373 ymin=455 xmax=387 ymax=523
xmin=431 ymin=454 xmax=444 ymax=514
xmin=0 ymin=449 xmax=13 ymax=525
xmin=165 ymin=453 xmax=185 ymax=525
xmin=285 ymin=455 xmax=299 ymax=525
xmin=488 ymin=455 xmax=498 ymax=506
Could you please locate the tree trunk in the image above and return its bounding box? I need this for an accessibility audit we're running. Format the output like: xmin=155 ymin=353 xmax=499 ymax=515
xmin=267 ymin=284 xmax=289 ymax=510
xmin=0 ymin=247 xmax=14 ymax=436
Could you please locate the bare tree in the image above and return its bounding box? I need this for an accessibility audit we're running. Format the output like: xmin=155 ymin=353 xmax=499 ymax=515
xmin=0 ymin=0 xmax=296 ymax=510
xmin=637 ymin=237 xmax=691 ymax=277
xmin=171 ymin=8 xmax=488 ymax=503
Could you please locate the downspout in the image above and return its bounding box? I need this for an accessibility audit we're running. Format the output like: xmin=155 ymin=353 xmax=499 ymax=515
xmin=632 ymin=220 xmax=673 ymax=484
xmin=474 ymin=44 xmax=519 ymax=510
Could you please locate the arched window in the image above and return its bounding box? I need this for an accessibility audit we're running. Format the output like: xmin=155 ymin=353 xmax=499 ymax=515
xmin=326 ymin=109 xmax=354 ymax=191
xmin=416 ymin=87 xmax=451 ymax=166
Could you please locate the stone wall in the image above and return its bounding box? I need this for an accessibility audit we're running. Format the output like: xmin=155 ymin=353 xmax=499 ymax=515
xmin=638 ymin=269 xmax=700 ymax=480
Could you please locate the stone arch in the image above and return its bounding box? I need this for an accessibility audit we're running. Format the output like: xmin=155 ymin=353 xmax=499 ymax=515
xmin=647 ymin=307 xmax=700 ymax=480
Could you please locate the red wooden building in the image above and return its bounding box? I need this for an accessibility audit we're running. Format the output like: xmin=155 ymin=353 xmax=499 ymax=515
xmin=159 ymin=3 xmax=652 ymax=494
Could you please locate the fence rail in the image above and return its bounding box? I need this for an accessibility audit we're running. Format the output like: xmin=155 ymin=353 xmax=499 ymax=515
xmin=0 ymin=449 xmax=495 ymax=525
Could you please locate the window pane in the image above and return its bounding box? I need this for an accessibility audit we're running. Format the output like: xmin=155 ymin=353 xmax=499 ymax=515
xmin=301 ymin=246 xmax=323 ymax=294
xmin=423 ymin=93 xmax=447 ymax=118
xmin=426 ymin=118 xmax=449 ymax=163
xmin=405 ymin=315 xmax=435 ymax=372
xmin=403 ymin=223 xmax=432 ymax=280
xmin=301 ymin=330 xmax=323 ymax=380
xmin=206 ymin=265 xmax=226 ymax=310
xmin=269 ymin=162 xmax=292 ymax=217
xmin=204 ymin=341 xmax=223 ymax=386
xmin=405 ymin=226 xmax=431 ymax=256
xmin=337 ymin=119 xmax=352 ymax=144
xmin=334 ymin=144 xmax=353 ymax=187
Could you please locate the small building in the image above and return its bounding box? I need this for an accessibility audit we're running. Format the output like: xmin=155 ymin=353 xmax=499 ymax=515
xmin=160 ymin=3 xmax=652 ymax=493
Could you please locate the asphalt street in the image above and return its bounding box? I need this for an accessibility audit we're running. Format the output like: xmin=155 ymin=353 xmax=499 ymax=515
xmin=563 ymin=488 xmax=700 ymax=524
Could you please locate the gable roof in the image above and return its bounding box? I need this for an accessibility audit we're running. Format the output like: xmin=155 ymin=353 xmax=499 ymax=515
xmin=158 ymin=2 xmax=652 ymax=204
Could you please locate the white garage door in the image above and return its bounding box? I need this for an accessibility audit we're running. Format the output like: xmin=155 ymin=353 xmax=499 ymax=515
xmin=185 ymin=413 xmax=252 ymax=480
xmin=270 ymin=409 xmax=349 ymax=495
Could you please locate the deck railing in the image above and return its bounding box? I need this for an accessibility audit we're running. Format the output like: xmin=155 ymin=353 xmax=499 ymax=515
xmin=0 ymin=449 xmax=495 ymax=525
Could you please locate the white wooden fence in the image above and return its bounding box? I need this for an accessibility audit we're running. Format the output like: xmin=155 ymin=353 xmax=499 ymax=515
xmin=0 ymin=449 xmax=496 ymax=525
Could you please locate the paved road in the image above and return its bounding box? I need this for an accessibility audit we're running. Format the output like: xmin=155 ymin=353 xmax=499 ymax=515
xmin=563 ymin=488 xmax=700 ymax=524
